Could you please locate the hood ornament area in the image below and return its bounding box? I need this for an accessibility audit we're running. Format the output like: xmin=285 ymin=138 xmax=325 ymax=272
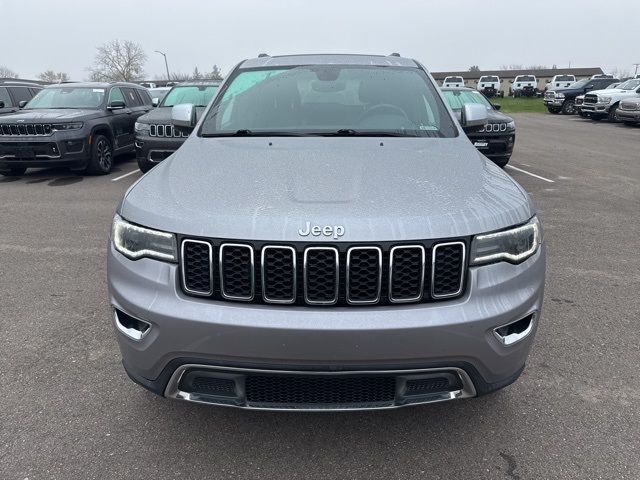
xmin=298 ymin=222 xmax=345 ymax=239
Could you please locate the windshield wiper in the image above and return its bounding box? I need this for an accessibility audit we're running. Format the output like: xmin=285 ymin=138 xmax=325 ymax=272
xmin=322 ymin=129 xmax=418 ymax=137
xmin=202 ymin=129 xmax=311 ymax=137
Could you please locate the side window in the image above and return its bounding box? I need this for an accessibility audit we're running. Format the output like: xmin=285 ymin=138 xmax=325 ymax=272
xmin=11 ymin=87 xmax=33 ymax=104
xmin=137 ymin=89 xmax=153 ymax=106
xmin=0 ymin=87 xmax=13 ymax=107
xmin=108 ymin=87 xmax=126 ymax=105
xmin=29 ymin=88 xmax=42 ymax=97
xmin=122 ymin=88 xmax=142 ymax=107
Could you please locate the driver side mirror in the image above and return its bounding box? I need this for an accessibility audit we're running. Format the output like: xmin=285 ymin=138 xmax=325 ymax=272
xmin=108 ymin=100 xmax=126 ymax=110
xmin=585 ymin=85 xmax=593 ymax=91
xmin=461 ymin=103 xmax=488 ymax=132
xmin=172 ymin=103 xmax=196 ymax=134
xmin=546 ymin=79 xmax=551 ymax=83
xmin=152 ymin=97 xmax=159 ymax=107
xmin=0 ymin=101 xmax=4 ymax=109
xmin=492 ymin=104 xmax=502 ymax=111
xmin=18 ymin=100 xmax=28 ymax=109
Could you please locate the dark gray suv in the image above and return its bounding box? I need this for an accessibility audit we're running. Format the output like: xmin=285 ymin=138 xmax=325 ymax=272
xmin=108 ymin=54 xmax=545 ymax=411
xmin=0 ymin=82 xmax=152 ymax=175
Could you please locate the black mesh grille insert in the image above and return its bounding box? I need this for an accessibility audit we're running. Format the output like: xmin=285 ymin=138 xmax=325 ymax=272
xmin=245 ymin=375 xmax=396 ymax=406
xmin=432 ymin=243 xmax=464 ymax=297
xmin=305 ymin=248 xmax=338 ymax=304
xmin=405 ymin=375 xmax=462 ymax=395
xmin=182 ymin=241 xmax=212 ymax=294
xmin=262 ymin=247 xmax=295 ymax=302
xmin=220 ymin=245 xmax=253 ymax=299
xmin=347 ymin=248 xmax=381 ymax=303
xmin=191 ymin=377 xmax=237 ymax=396
xmin=390 ymin=246 xmax=424 ymax=301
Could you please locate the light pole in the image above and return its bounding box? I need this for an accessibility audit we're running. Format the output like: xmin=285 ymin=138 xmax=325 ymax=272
xmin=155 ymin=50 xmax=171 ymax=83
xmin=634 ymin=63 xmax=640 ymax=77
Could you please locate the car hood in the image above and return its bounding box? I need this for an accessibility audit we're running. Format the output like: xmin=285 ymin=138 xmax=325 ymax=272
xmin=588 ymin=88 xmax=635 ymax=96
xmin=137 ymin=106 xmax=207 ymax=124
xmin=121 ymin=136 xmax=534 ymax=241
xmin=0 ymin=108 xmax=102 ymax=122
xmin=453 ymin=109 xmax=512 ymax=123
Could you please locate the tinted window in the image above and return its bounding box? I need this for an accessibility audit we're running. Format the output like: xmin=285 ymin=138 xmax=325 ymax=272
xmin=11 ymin=87 xmax=33 ymax=104
xmin=0 ymin=87 xmax=13 ymax=107
xmin=108 ymin=87 xmax=125 ymax=105
xmin=137 ymin=89 xmax=153 ymax=106
xmin=480 ymin=76 xmax=499 ymax=82
xmin=201 ymin=65 xmax=457 ymax=138
xmin=516 ymin=76 xmax=535 ymax=82
xmin=160 ymin=85 xmax=219 ymax=107
xmin=123 ymin=88 xmax=142 ymax=107
xmin=27 ymin=87 xmax=105 ymax=109
xmin=555 ymin=75 xmax=574 ymax=81
xmin=445 ymin=77 xmax=463 ymax=83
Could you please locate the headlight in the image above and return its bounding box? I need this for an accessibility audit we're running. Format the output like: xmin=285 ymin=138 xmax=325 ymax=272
xmin=470 ymin=217 xmax=542 ymax=266
xmin=112 ymin=214 xmax=177 ymax=262
xmin=51 ymin=122 xmax=83 ymax=131
xmin=599 ymin=96 xmax=611 ymax=104
xmin=555 ymin=93 xmax=565 ymax=99
xmin=134 ymin=122 xmax=150 ymax=133
xmin=506 ymin=121 xmax=515 ymax=130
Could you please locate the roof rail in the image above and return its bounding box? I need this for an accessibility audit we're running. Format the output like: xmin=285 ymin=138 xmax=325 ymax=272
xmin=389 ymin=52 xmax=401 ymax=57
xmin=258 ymin=53 xmax=269 ymax=58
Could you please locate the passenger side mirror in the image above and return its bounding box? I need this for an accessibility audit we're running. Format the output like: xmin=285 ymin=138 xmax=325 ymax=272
xmin=0 ymin=101 xmax=4 ymax=109
xmin=492 ymin=103 xmax=502 ymax=111
xmin=108 ymin=100 xmax=126 ymax=110
xmin=152 ymin=97 xmax=159 ymax=107
xmin=509 ymin=80 xmax=514 ymax=84
xmin=172 ymin=103 xmax=196 ymax=133
xmin=546 ymin=79 xmax=551 ymax=83
xmin=18 ymin=100 xmax=28 ymax=109
xmin=461 ymin=103 xmax=488 ymax=132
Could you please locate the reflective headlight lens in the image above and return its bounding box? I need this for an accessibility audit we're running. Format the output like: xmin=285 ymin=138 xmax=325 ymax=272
xmin=506 ymin=121 xmax=515 ymax=130
xmin=600 ymin=96 xmax=611 ymax=104
xmin=112 ymin=214 xmax=177 ymax=262
xmin=556 ymin=93 xmax=565 ymax=98
xmin=51 ymin=122 xmax=83 ymax=131
xmin=470 ymin=217 xmax=542 ymax=265
xmin=134 ymin=122 xmax=150 ymax=133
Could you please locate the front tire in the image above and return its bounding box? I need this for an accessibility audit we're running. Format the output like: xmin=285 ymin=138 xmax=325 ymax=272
xmin=136 ymin=156 xmax=155 ymax=173
xmin=85 ymin=134 xmax=113 ymax=175
xmin=623 ymin=121 xmax=637 ymax=126
xmin=492 ymin=156 xmax=511 ymax=168
xmin=607 ymin=104 xmax=619 ymax=122
xmin=561 ymin=100 xmax=575 ymax=115
xmin=0 ymin=167 xmax=27 ymax=176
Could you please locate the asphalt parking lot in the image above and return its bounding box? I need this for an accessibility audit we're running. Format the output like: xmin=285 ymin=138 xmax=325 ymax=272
xmin=1 ymin=113 xmax=638 ymax=480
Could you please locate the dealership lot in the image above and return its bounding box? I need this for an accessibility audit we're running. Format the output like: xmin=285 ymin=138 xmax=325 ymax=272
xmin=1 ymin=114 xmax=638 ymax=479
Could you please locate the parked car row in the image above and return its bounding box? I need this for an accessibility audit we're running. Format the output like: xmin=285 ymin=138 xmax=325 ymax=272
xmin=0 ymin=79 xmax=219 ymax=175
xmin=544 ymin=77 xmax=640 ymax=126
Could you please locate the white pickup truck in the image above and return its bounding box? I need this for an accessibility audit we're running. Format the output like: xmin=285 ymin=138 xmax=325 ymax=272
xmin=442 ymin=76 xmax=465 ymax=88
xmin=510 ymin=75 xmax=538 ymax=97
xmin=477 ymin=75 xmax=503 ymax=97
xmin=546 ymin=74 xmax=575 ymax=90
xmin=581 ymin=78 xmax=640 ymax=121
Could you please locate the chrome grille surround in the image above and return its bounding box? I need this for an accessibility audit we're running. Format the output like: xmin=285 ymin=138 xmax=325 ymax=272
xmin=303 ymin=246 xmax=340 ymax=305
xmin=149 ymin=124 xmax=188 ymax=138
xmin=261 ymin=245 xmax=297 ymax=304
xmin=181 ymin=239 xmax=214 ymax=296
xmin=219 ymin=243 xmax=255 ymax=301
xmin=388 ymin=245 xmax=426 ymax=303
xmin=346 ymin=246 xmax=383 ymax=305
xmin=0 ymin=123 xmax=53 ymax=136
xmin=431 ymin=241 xmax=466 ymax=299
xmin=479 ymin=123 xmax=508 ymax=133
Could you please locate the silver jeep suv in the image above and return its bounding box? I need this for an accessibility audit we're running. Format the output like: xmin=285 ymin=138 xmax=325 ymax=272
xmin=108 ymin=54 xmax=545 ymax=410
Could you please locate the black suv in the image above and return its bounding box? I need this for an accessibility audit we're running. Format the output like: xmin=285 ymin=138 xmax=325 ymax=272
xmin=134 ymin=80 xmax=219 ymax=172
xmin=0 ymin=82 xmax=152 ymax=176
xmin=441 ymin=87 xmax=516 ymax=167
xmin=0 ymin=81 xmax=42 ymax=116
xmin=543 ymin=77 xmax=619 ymax=114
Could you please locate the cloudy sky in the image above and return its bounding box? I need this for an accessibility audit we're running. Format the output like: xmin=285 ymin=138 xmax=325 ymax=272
xmin=1 ymin=0 xmax=639 ymax=80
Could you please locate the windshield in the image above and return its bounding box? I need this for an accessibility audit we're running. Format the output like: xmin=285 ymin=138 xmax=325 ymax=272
xmin=149 ymin=88 xmax=170 ymax=101
xmin=569 ymin=79 xmax=589 ymax=89
xmin=605 ymin=83 xmax=620 ymax=89
xmin=617 ymin=79 xmax=640 ymax=90
xmin=442 ymin=90 xmax=492 ymax=111
xmin=555 ymin=75 xmax=574 ymax=81
xmin=160 ymin=85 xmax=219 ymax=107
xmin=25 ymin=87 xmax=105 ymax=109
xmin=480 ymin=76 xmax=499 ymax=82
xmin=516 ymin=76 xmax=535 ymax=82
xmin=200 ymin=65 xmax=458 ymax=138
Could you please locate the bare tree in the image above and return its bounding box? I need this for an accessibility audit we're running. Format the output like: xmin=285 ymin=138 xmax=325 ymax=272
xmin=88 ymin=40 xmax=147 ymax=82
xmin=527 ymin=65 xmax=549 ymax=70
xmin=38 ymin=70 xmax=70 ymax=83
xmin=206 ymin=65 xmax=223 ymax=80
xmin=0 ymin=65 xmax=18 ymax=78
xmin=192 ymin=66 xmax=202 ymax=80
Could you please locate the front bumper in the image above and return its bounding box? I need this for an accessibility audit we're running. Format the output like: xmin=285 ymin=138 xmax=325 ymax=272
xmin=617 ymin=109 xmax=640 ymax=122
xmin=135 ymin=134 xmax=184 ymax=163
xmin=544 ymin=98 xmax=564 ymax=107
xmin=467 ymin=131 xmax=515 ymax=160
xmin=581 ymin=103 xmax=611 ymax=114
xmin=0 ymin=133 xmax=89 ymax=169
xmin=108 ymin=241 xmax=545 ymax=409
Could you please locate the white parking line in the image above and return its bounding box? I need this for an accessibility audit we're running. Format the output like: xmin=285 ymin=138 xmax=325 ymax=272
xmin=111 ymin=169 xmax=140 ymax=182
xmin=506 ymin=165 xmax=555 ymax=183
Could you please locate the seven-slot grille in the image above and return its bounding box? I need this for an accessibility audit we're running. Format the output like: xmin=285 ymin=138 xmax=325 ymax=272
xmin=0 ymin=123 xmax=52 ymax=136
xmin=479 ymin=123 xmax=508 ymax=133
xmin=149 ymin=124 xmax=188 ymax=138
xmin=180 ymin=239 xmax=466 ymax=306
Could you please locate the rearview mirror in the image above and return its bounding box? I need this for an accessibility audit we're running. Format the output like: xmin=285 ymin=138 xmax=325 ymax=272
xmin=492 ymin=104 xmax=502 ymax=111
xmin=461 ymin=103 xmax=488 ymax=131
xmin=18 ymin=100 xmax=28 ymax=109
xmin=108 ymin=100 xmax=126 ymax=110
xmin=172 ymin=103 xmax=196 ymax=133
xmin=152 ymin=97 xmax=159 ymax=107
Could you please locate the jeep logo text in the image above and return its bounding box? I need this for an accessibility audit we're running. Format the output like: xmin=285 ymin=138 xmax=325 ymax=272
xmin=298 ymin=222 xmax=345 ymax=239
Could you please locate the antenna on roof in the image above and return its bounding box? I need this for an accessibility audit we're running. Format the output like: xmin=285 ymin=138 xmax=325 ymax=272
xmin=389 ymin=52 xmax=401 ymax=57
xmin=258 ymin=53 xmax=269 ymax=58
